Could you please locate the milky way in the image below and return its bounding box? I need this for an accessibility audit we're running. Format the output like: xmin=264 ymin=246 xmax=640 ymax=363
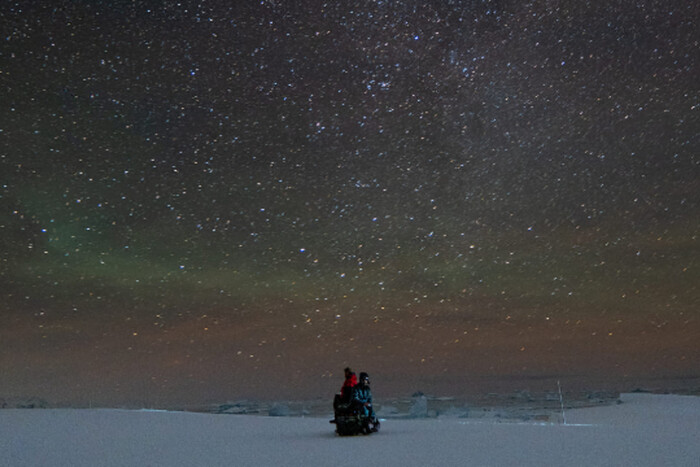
xmin=1 ymin=1 xmax=698 ymax=407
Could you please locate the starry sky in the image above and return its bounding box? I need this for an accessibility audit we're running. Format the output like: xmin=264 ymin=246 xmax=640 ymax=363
xmin=1 ymin=1 xmax=698 ymax=408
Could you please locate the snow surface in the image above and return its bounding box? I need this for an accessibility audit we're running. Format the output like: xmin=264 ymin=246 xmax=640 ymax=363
xmin=1 ymin=393 xmax=698 ymax=467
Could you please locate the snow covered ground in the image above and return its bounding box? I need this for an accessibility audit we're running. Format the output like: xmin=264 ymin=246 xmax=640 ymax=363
xmin=1 ymin=393 xmax=698 ymax=466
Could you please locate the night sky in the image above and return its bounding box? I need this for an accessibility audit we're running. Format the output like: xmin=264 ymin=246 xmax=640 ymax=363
xmin=2 ymin=1 xmax=698 ymax=408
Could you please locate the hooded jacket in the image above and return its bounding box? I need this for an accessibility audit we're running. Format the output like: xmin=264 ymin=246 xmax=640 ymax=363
xmin=352 ymin=383 xmax=374 ymax=418
xmin=340 ymin=372 xmax=358 ymax=400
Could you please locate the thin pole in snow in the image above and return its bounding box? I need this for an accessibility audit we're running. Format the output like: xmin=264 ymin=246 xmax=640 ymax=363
xmin=557 ymin=380 xmax=567 ymax=425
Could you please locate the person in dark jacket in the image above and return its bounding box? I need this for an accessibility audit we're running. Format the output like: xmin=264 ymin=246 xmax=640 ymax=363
xmin=352 ymin=372 xmax=378 ymax=430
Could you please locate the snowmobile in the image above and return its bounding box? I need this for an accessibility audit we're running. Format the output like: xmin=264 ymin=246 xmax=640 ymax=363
xmin=331 ymin=402 xmax=380 ymax=436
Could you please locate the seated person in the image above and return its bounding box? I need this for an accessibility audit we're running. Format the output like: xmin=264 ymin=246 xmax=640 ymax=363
xmin=333 ymin=367 xmax=357 ymax=416
xmin=352 ymin=372 xmax=377 ymax=425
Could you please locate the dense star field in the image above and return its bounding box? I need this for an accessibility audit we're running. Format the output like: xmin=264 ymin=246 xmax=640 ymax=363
xmin=1 ymin=1 xmax=698 ymax=408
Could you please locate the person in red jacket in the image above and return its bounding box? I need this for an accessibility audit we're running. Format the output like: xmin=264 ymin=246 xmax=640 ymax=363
xmin=339 ymin=367 xmax=358 ymax=402
xmin=332 ymin=367 xmax=358 ymax=421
